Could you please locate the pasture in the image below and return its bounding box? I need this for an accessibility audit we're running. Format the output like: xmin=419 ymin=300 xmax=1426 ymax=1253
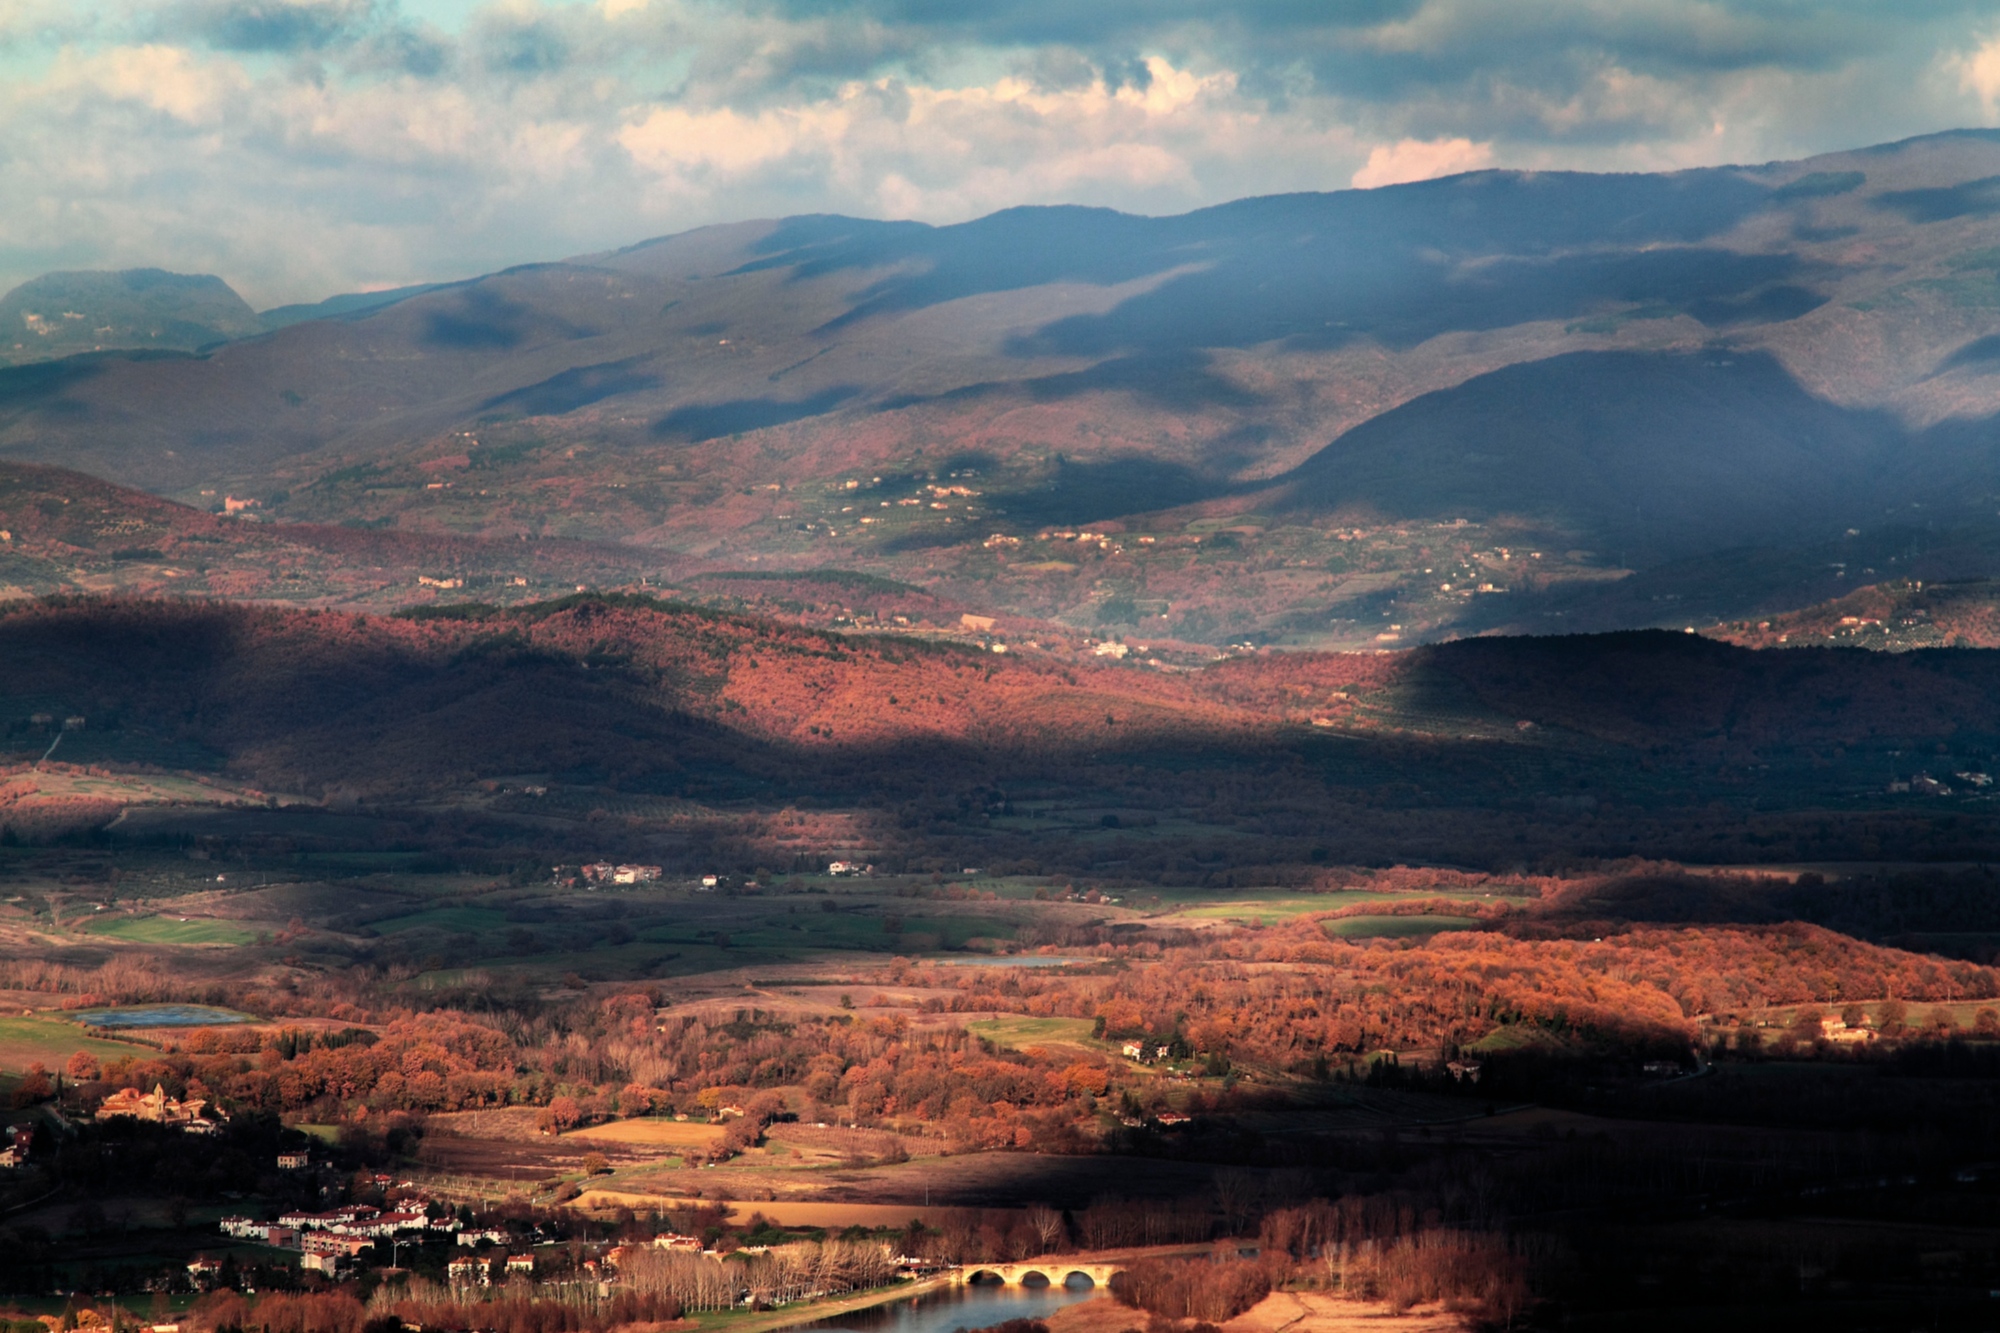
xmin=1325 ymin=914 xmax=1481 ymax=939
xmin=87 ymin=915 xmax=255 ymax=946
xmin=0 ymin=1014 xmax=149 ymax=1072
xmin=565 ymin=1118 xmax=726 ymax=1150
xmin=966 ymin=1016 xmax=1099 ymax=1053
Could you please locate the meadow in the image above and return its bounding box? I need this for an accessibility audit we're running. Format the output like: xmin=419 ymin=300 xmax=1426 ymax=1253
xmin=0 ymin=1014 xmax=150 ymax=1071
xmin=86 ymin=915 xmax=256 ymax=946
xmin=564 ymin=1119 xmax=727 ymax=1150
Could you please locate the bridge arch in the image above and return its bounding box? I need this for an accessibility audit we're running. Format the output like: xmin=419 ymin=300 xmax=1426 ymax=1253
xmin=951 ymin=1261 xmax=1124 ymax=1288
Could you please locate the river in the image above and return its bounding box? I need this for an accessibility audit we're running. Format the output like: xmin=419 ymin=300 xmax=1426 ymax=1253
xmin=791 ymin=1279 xmax=1098 ymax=1333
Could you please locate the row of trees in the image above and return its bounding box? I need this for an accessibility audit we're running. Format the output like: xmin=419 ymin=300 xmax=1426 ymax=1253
xmin=616 ymin=1240 xmax=893 ymax=1310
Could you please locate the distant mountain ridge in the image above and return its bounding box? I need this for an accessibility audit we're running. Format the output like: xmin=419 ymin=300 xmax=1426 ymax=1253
xmin=11 ymin=130 xmax=2000 ymax=644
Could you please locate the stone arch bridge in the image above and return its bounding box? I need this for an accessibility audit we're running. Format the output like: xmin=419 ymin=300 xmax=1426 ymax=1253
xmin=953 ymin=1261 xmax=1123 ymax=1289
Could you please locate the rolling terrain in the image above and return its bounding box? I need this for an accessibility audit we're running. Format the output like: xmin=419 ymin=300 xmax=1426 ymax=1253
xmin=15 ymin=134 xmax=2000 ymax=643
xmin=4 ymin=594 xmax=2000 ymax=870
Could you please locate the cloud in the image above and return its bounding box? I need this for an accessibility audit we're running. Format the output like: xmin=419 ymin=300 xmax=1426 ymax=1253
xmin=1350 ymin=135 xmax=1493 ymax=188
xmin=616 ymin=57 xmax=1325 ymax=224
xmin=177 ymin=0 xmax=378 ymax=53
xmin=1953 ymin=32 xmax=2000 ymax=121
xmin=2 ymin=1 xmax=2000 ymax=306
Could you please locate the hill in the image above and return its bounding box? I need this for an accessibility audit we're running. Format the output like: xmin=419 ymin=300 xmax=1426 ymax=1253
xmin=0 ymin=269 xmax=260 ymax=366
xmin=14 ymin=134 xmax=2000 ymax=642
xmin=4 ymin=596 xmax=2000 ymax=869
xmin=1705 ymin=577 xmax=2000 ymax=650
xmin=0 ymin=460 xmax=671 ymax=608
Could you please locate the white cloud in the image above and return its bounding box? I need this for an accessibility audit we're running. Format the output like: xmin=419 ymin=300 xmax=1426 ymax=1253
xmin=0 ymin=2 xmax=1997 ymax=305
xmin=1350 ymin=136 xmax=1493 ymax=189
xmin=1952 ymin=32 xmax=2000 ymax=122
xmin=616 ymin=56 xmax=1329 ymax=224
xmin=56 ymin=43 xmax=249 ymax=124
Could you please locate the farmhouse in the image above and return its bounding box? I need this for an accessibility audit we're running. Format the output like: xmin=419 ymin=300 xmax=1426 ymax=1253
xmin=1820 ymin=1016 xmax=1877 ymax=1044
xmin=447 ymin=1257 xmax=489 ymax=1287
xmin=276 ymin=1150 xmax=310 ymax=1170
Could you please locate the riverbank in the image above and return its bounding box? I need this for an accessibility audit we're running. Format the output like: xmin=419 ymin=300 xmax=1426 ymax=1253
xmin=687 ymin=1275 xmax=955 ymax=1333
xmin=1045 ymin=1293 xmax=1467 ymax=1333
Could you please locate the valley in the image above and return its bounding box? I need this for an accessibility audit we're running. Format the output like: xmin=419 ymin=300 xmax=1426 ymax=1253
xmin=11 ymin=123 xmax=2000 ymax=1333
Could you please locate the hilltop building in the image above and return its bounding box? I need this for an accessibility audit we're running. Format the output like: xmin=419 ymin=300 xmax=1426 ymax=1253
xmin=97 ymin=1084 xmax=223 ymax=1133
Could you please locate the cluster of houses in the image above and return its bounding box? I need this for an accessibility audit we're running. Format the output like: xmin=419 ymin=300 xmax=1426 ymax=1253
xmin=97 ymin=1084 xmax=225 ymax=1135
xmin=580 ymin=863 xmax=662 ymax=886
xmin=553 ymin=863 xmax=663 ymax=888
xmin=446 ymin=1253 xmax=539 ymax=1286
xmin=216 ymin=1199 xmax=479 ymax=1276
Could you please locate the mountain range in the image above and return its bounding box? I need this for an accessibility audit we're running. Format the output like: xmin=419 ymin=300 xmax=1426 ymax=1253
xmin=13 ymin=130 xmax=2000 ymax=644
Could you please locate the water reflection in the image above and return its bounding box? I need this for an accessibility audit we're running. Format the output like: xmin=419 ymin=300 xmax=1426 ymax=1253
xmin=791 ymin=1278 xmax=1095 ymax=1333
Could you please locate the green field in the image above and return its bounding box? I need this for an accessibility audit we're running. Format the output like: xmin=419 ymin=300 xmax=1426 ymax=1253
xmin=0 ymin=1015 xmax=148 ymax=1072
xmin=965 ymin=1016 xmax=1099 ymax=1051
xmin=1163 ymin=895 xmax=1358 ymax=924
xmin=1468 ymin=1024 xmax=1570 ymax=1054
xmin=87 ymin=915 xmax=255 ymax=945
xmin=1325 ymin=914 xmax=1482 ymax=939
xmin=1157 ymin=886 xmax=1524 ymax=926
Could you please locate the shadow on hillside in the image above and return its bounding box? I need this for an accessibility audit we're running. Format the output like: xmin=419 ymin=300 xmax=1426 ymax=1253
xmin=483 ymin=357 xmax=663 ymax=416
xmin=651 ymin=386 xmax=861 ymax=442
xmin=0 ymin=351 xmax=193 ymax=417
xmin=1271 ymin=349 xmax=1961 ymax=563
xmin=730 ymin=173 xmax=1807 ymax=357
xmin=896 ymin=456 xmax=1233 ymax=538
xmin=884 ymin=350 xmax=1259 ymax=416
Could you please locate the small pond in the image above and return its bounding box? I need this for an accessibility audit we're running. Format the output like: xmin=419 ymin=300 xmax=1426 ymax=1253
xmin=75 ymin=1004 xmax=254 ymax=1029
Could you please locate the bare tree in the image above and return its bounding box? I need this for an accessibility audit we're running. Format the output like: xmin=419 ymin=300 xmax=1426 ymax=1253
xmin=1026 ymin=1204 xmax=1067 ymax=1254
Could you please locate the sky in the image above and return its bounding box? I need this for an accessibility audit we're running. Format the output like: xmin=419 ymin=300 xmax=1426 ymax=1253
xmin=4 ymin=1 xmax=2000 ymax=307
